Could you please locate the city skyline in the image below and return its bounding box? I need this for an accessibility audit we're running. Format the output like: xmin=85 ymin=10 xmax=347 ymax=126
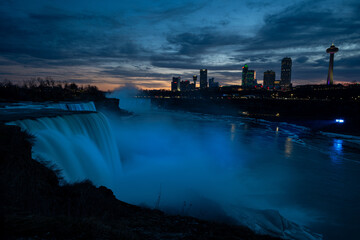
xmin=0 ymin=0 xmax=359 ymax=91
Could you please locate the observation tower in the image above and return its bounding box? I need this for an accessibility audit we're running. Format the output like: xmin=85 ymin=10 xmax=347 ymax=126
xmin=326 ymin=43 xmax=339 ymax=85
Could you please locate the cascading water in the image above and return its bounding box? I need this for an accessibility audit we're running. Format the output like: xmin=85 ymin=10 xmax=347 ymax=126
xmin=5 ymin=98 xmax=328 ymax=240
xmin=50 ymin=102 xmax=97 ymax=111
xmin=3 ymin=101 xmax=97 ymax=112
xmin=8 ymin=112 xmax=121 ymax=188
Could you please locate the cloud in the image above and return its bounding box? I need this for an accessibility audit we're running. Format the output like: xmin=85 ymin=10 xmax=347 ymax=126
xmin=337 ymin=55 xmax=360 ymax=68
xmin=0 ymin=0 xmax=359 ymax=89
xmin=142 ymin=0 xmax=208 ymax=23
xmin=244 ymin=0 xmax=360 ymax=51
xmin=0 ymin=5 xmax=142 ymax=62
xmin=166 ymin=31 xmax=243 ymax=56
xmin=295 ymin=56 xmax=309 ymax=64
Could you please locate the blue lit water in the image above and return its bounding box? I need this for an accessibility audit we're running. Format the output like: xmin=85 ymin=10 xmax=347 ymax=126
xmin=10 ymin=98 xmax=360 ymax=240
xmin=109 ymin=97 xmax=360 ymax=240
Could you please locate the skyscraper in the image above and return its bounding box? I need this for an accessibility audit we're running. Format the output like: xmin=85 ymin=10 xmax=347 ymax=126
xmin=326 ymin=44 xmax=339 ymax=85
xmin=263 ymin=70 xmax=275 ymax=87
xmin=208 ymin=77 xmax=219 ymax=88
xmin=241 ymin=64 xmax=248 ymax=86
xmin=280 ymin=57 xmax=292 ymax=86
xmin=193 ymin=75 xmax=197 ymax=88
xmin=246 ymin=70 xmax=256 ymax=86
xmin=200 ymin=69 xmax=207 ymax=89
xmin=242 ymin=64 xmax=256 ymax=87
xmin=180 ymin=80 xmax=190 ymax=91
xmin=209 ymin=77 xmax=214 ymax=87
xmin=171 ymin=76 xmax=180 ymax=92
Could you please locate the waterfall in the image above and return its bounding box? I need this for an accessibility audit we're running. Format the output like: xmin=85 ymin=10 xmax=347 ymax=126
xmin=3 ymin=101 xmax=97 ymax=112
xmin=5 ymin=104 xmax=323 ymax=239
xmin=8 ymin=112 xmax=121 ymax=188
xmin=50 ymin=102 xmax=97 ymax=112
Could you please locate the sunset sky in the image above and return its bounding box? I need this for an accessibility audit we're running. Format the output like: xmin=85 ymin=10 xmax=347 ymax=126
xmin=1 ymin=0 xmax=359 ymax=91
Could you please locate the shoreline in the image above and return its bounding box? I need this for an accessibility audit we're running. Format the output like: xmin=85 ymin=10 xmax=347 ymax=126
xmin=150 ymin=97 xmax=360 ymax=137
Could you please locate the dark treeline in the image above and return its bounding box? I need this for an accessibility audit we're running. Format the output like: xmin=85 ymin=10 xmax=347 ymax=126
xmin=0 ymin=78 xmax=105 ymax=102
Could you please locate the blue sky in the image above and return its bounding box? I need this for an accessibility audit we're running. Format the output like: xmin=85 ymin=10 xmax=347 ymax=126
xmin=0 ymin=0 xmax=359 ymax=90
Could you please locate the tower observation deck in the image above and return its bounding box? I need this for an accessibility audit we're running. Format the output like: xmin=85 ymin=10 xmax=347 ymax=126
xmin=326 ymin=44 xmax=339 ymax=85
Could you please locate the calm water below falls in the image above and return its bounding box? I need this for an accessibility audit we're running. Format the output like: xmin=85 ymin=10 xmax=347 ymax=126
xmin=109 ymin=99 xmax=360 ymax=240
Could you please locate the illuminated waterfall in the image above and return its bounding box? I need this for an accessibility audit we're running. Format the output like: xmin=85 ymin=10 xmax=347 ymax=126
xmin=5 ymin=99 xmax=323 ymax=239
xmin=8 ymin=112 xmax=121 ymax=187
xmin=4 ymin=101 xmax=97 ymax=111
xmin=50 ymin=102 xmax=97 ymax=111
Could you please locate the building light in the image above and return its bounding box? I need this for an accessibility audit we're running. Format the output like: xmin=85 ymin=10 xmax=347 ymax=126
xmin=335 ymin=119 xmax=344 ymax=123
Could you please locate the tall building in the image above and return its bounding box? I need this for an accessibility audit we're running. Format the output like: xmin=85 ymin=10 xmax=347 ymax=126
xmin=241 ymin=64 xmax=248 ymax=86
xmin=280 ymin=57 xmax=292 ymax=86
xmin=180 ymin=80 xmax=190 ymax=91
xmin=326 ymin=44 xmax=339 ymax=85
xmin=242 ymin=64 xmax=257 ymax=87
xmin=208 ymin=77 xmax=219 ymax=88
xmin=263 ymin=70 xmax=275 ymax=87
xmin=209 ymin=77 xmax=214 ymax=87
xmin=246 ymin=70 xmax=256 ymax=86
xmin=193 ymin=75 xmax=197 ymax=88
xmin=171 ymin=76 xmax=180 ymax=92
xmin=200 ymin=69 xmax=207 ymax=89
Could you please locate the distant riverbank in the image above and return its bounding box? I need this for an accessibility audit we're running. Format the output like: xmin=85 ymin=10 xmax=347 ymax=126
xmin=150 ymin=97 xmax=360 ymax=136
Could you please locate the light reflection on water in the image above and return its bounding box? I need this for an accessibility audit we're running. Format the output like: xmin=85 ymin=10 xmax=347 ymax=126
xmin=285 ymin=137 xmax=293 ymax=158
xmin=331 ymin=139 xmax=344 ymax=165
xmin=230 ymin=123 xmax=236 ymax=142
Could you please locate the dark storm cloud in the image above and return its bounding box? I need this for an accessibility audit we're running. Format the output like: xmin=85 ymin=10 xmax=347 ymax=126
xmin=0 ymin=58 xmax=15 ymax=66
xmin=337 ymin=55 xmax=360 ymax=68
xmin=248 ymin=56 xmax=269 ymax=63
xmin=166 ymin=31 xmax=243 ymax=55
xmin=313 ymin=59 xmax=328 ymax=68
xmin=143 ymin=1 xmax=208 ymax=23
xmin=0 ymin=72 xmax=13 ymax=75
xmin=0 ymin=6 xmax=140 ymax=64
xmin=29 ymin=11 xmax=122 ymax=28
xmin=245 ymin=1 xmax=360 ymax=51
xmin=295 ymin=56 xmax=309 ymax=64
